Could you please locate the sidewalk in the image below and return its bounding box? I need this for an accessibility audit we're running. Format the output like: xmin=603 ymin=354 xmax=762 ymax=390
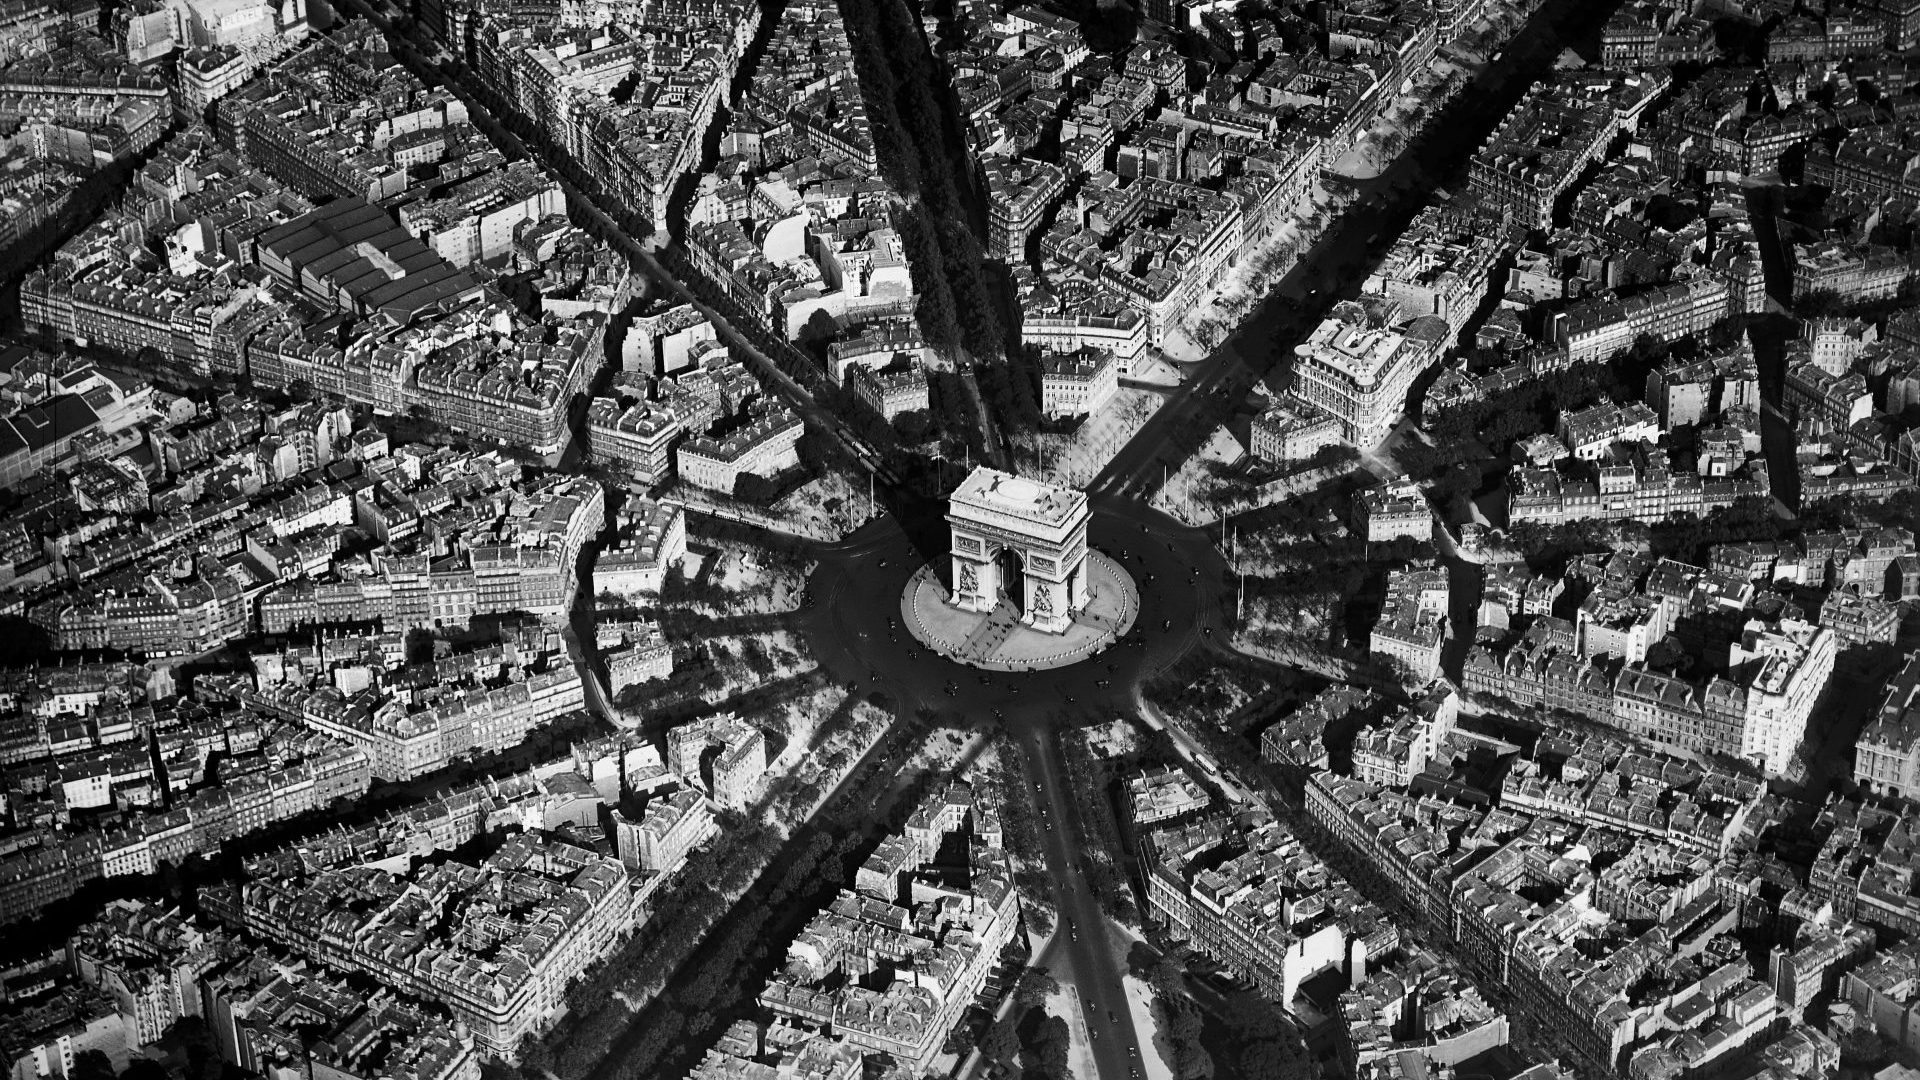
xmin=1121 ymin=973 xmax=1176 ymax=1080
xmin=1047 ymin=980 xmax=1101 ymax=1080
xmin=1112 ymin=925 xmax=1177 ymax=1080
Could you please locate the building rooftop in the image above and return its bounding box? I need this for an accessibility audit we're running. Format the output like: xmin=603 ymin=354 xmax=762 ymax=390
xmin=949 ymin=466 xmax=1086 ymax=528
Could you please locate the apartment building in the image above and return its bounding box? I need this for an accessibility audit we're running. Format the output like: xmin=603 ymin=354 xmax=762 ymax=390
xmin=1038 ymin=347 xmax=1120 ymax=420
xmin=1856 ymin=654 xmax=1920 ymax=803
xmin=1549 ymin=277 xmax=1733 ymax=364
xmin=676 ymin=404 xmax=804 ymax=494
xmin=850 ymin=364 xmax=930 ymax=421
xmin=203 ymin=834 xmax=639 ymax=1058
xmin=1290 ymin=302 xmax=1450 ymax=447
xmin=1357 ymin=480 xmax=1432 ymax=543
xmin=982 ymin=154 xmax=1066 ymax=260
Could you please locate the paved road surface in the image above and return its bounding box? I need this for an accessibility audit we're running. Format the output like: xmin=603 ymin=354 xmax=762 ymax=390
xmin=1017 ymin=724 xmax=1149 ymax=1080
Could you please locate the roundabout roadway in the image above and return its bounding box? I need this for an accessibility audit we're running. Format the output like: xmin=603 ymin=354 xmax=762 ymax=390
xmin=790 ymin=491 xmax=1229 ymax=1080
xmin=795 ymin=493 xmax=1228 ymax=731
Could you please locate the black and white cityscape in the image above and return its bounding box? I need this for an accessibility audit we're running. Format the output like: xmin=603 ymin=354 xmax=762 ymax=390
xmin=1 ymin=0 xmax=1920 ymax=1078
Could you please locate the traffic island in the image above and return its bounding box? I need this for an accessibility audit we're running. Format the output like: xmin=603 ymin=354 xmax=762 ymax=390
xmin=900 ymin=551 xmax=1139 ymax=672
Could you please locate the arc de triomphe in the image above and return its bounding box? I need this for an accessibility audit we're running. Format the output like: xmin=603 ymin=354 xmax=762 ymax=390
xmin=946 ymin=467 xmax=1090 ymax=634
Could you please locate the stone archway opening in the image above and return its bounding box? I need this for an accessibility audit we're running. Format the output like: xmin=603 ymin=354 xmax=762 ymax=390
xmin=993 ymin=546 xmax=1024 ymax=614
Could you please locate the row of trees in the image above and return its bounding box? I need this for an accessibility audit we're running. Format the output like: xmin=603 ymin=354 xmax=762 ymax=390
xmin=1198 ymin=445 xmax=1367 ymax=518
xmin=980 ymin=350 xmax=1045 ymax=432
xmin=1415 ymin=360 xmax=1628 ymax=471
xmin=1057 ymin=727 xmax=1142 ymax=927
xmin=1793 ymin=279 xmax=1920 ymax=322
xmin=535 ymin=695 xmax=936 ymax=1077
xmin=839 ymin=0 xmax=1007 ymax=363
xmin=730 ymin=468 xmax=809 ymax=505
xmin=529 ymin=814 xmax=782 ymax=1076
xmin=1497 ymin=516 xmax=1620 ymax=566
xmin=764 ymin=693 xmax=865 ymax=816
xmin=1649 ymin=497 xmax=1786 ymax=562
xmin=1235 ymin=571 xmax=1348 ymax=653
xmin=977 ymin=1004 xmax=1071 ymax=1079
xmin=612 ymin=665 xmax=826 ymax=741
xmin=683 ymin=509 xmax=817 ymax=558
xmin=587 ymin=825 xmax=875 ymax=1080
xmin=927 ymin=369 xmax=989 ymax=459
xmin=609 ymin=655 xmax=725 ymax=715
xmin=631 ymin=604 xmax=795 ymax=641
xmin=1136 ymin=946 xmax=1213 ymax=1079
xmin=968 ymin=966 xmax=1065 ymax=1058
xmin=1496 ymin=495 xmax=1787 ymax=569
xmin=836 ymin=0 xmax=1056 ymax=461
xmin=1800 ymin=489 xmax=1920 ymax=532
xmin=980 ymin=738 xmax=1059 ymax=935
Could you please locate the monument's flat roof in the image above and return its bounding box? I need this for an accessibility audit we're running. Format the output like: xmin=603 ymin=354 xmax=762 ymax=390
xmin=950 ymin=467 xmax=1086 ymax=528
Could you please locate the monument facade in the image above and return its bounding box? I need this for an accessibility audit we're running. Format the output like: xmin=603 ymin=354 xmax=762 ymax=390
xmin=946 ymin=467 xmax=1090 ymax=634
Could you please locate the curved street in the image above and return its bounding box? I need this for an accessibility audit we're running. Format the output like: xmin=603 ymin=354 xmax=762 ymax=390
xmin=796 ymin=495 xmax=1228 ymax=719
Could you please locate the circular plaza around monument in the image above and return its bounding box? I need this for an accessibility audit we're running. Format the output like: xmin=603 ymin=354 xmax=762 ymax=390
xmin=900 ymin=551 xmax=1140 ymax=671
xmin=900 ymin=466 xmax=1140 ymax=671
